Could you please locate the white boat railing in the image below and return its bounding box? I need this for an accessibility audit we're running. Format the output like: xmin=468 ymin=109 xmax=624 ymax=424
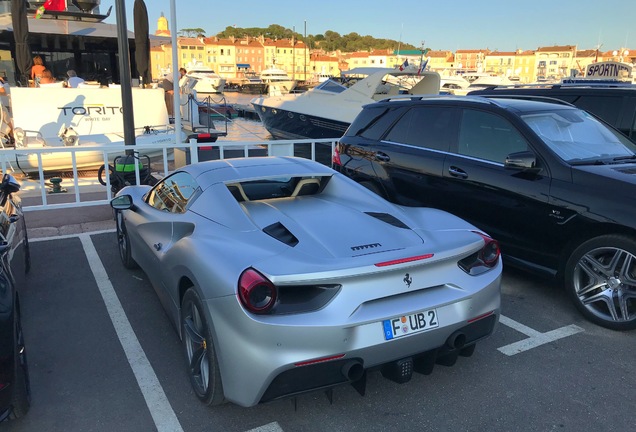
xmin=0 ymin=138 xmax=338 ymax=212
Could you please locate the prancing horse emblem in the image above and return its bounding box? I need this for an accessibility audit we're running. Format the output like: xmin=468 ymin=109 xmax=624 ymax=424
xmin=403 ymin=273 xmax=412 ymax=288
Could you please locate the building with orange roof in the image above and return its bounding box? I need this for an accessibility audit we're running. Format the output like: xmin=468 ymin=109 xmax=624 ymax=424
xmin=513 ymin=50 xmax=537 ymax=83
xmin=455 ymin=49 xmax=489 ymax=72
xmin=535 ymin=45 xmax=577 ymax=81
xmin=484 ymin=51 xmax=517 ymax=77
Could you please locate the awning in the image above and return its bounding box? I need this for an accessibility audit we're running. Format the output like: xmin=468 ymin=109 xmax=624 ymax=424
xmin=236 ymin=63 xmax=251 ymax=69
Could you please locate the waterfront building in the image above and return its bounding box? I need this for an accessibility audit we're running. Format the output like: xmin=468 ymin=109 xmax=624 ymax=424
xmin=455 ymin=49 xmax=489 ymax=73
xmin=368 ymin=49 xmax=393 ymax=68
xmin=484 ymin=51 xmax=516 ymax=78
xmin=262 ymin=38 xmax=309 ymax=81
xmin=233 ymin=37 xmax=265 ymax=75
xmin=426 ymin=50 xmax=455 ymax=75
xmin=394 ymin=49 xmax=425 ymax=69
xmin=513 ymin=50 xmax=537 ymax=83
xmin=343 ymin=51 xmax=372 ymax=69
xmin=307 ymin=53 xmax=340 ymax=79
xmin=535 ymin=45 xmax=577 ymax=81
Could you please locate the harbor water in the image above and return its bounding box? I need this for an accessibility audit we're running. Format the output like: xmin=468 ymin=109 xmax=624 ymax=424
xmin=205 ymin=92 xmax=273 ymax=142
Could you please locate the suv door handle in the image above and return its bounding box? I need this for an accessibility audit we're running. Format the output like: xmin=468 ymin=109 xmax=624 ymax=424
xmin=375 ymin=152 xmax=390 ymax=162
xmin=448 ymin=166 xmax=468 ymax=179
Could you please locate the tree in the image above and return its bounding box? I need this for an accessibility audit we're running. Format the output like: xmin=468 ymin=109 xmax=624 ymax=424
xmin=179 ymin=28 xmax=206 ymax=37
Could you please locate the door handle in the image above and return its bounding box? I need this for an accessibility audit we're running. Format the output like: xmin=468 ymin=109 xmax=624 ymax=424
xmin=153 ymin=242 xmax=162 ymax=251
xmin=448 ymin=166 xmax=468 ymax=179
xmin=375 ymin=152 xmax=390 ymax=162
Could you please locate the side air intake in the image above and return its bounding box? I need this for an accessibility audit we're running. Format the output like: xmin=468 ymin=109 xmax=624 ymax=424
xmin=365 ymin=212 xmax=410 ymax=229
xmin=263 ymin=222 xmax=299 ymax=247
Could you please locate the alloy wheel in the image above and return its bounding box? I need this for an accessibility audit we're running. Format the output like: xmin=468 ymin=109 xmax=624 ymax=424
xmin=183 ymin=301 xmax=209 ymax=396
xmin=572 ymin=246 xmax=636 ymax=325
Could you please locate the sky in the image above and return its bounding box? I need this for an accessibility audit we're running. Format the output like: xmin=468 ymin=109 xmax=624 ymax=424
xmin=102 ymin=0 xmax=636 ymax=53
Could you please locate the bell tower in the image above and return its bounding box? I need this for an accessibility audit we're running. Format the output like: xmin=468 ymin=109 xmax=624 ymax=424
xmin=156 ymin=12 xmax=170 ymax=37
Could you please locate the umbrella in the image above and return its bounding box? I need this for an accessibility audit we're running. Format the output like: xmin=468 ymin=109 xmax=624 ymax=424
xmin=11 ymin=0 xmax=33 ymax=86
xmin=133 ymin=0 xmax=151 ymax=87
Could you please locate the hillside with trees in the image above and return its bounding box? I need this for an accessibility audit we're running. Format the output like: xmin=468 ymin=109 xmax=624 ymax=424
xmin=181 ymin=24 xmax=419 ymax=52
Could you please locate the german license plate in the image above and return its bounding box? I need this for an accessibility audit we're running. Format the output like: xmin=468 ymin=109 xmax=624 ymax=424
xmin=382 ymin=309 xmax=439 ymax=340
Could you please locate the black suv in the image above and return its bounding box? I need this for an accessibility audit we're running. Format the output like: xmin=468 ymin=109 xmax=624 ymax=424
xmin=468 ymin=85 xmax=636 ymax=142
xmin=333 ymin=95 xmax=636 ymax=330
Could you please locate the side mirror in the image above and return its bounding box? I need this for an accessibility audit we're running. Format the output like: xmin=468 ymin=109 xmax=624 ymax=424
xmin=110 ymin=194 xmax=133 ymax=210
xmin=504 ymin=151 xmax=540 ymax=172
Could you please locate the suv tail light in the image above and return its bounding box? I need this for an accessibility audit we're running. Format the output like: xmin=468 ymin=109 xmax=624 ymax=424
xmin=238 ymin=268 xmax=277 ymax=314
xmin=332 ymin=144 xmax=342 ymax=166
xmin=458 ymin=232 xmax=501 ymax=275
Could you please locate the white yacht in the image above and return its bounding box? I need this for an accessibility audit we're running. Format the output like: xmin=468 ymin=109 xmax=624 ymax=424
xmin=251 ymin=67 xmax=440 ymax=139
xmin=185 ymin=62 xmax=226 ymax=94
xmin=260 ymin=68 xmax=297 ymax=95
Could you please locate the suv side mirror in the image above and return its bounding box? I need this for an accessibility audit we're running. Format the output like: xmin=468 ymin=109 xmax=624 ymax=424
xmin=504 ymin=151 xmax=541 ymax=173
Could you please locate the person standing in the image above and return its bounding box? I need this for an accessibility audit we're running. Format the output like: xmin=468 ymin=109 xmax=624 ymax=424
xmin=31 ymin=55 xmax=46 ymax=87
xmin=66 ymin=70 xmax=85 ymax=88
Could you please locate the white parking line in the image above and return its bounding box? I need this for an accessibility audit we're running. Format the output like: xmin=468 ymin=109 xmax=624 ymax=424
xmin=245 ymin=422 xmax=284 ymax=432
xmin=79 ymin=234 xmax=185 ymax=432
xmin=498 ymin=314 xmax=585 ymax=356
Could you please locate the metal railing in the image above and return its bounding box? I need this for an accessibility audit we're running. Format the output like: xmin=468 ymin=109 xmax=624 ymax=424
xmin=0 ymin=138 xmax=338 ymax=212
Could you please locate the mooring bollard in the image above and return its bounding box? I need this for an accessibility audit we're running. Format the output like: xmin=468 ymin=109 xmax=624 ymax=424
xmin=48 ymin=177 xmax=67 ymax=194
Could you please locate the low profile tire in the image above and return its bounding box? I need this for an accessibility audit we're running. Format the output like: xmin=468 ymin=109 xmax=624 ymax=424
xmin=359 ymin=181 xmax=386 ymax=199
xmin=116 ymin=211 xmax=138 ymax=269
xmin=565 ymin=235 xmax=636 ymax=330
xmin=181 ymin=289 xmax=225 ymax=406
xmin=10 ymin=304 xmax=31 ymax=420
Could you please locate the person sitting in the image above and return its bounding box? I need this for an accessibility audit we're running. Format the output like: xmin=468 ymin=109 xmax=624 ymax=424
xmin=39 ymin=69 xmax=64 ymax=87
xmin=66 ymin=70 xmax=85 ymax=88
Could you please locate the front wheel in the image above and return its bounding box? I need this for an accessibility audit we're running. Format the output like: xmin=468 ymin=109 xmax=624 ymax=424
xmin=565 ymin=234 xmax=636 ymax=330
xmin=181 ymin=289 xmax=225 ymax=405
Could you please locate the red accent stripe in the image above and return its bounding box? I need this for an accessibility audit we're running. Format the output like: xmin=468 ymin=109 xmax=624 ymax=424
xmin=199 ymin=146 xmax=213 ymax=150
xmin=374 ymin=254 xmax=434 ymax=267
xmin=467 ymin=311 xmax=494 ymax=323
xmin=197 ymin=133 xmax=212 ymax=139
xmin=294 ymin=354 xmax=345 ymax=367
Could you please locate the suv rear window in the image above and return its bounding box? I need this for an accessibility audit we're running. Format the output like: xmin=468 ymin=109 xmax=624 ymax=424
xmin=345 ymin=106 xmax=407 ymax=139
xmin=384 ymin=106 xmax=455 ymax=151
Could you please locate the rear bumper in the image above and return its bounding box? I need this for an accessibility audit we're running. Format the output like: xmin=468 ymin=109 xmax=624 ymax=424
xmin=205 ymin=273 xmax=501 ymax=407
xmin=260 ymin=313 xmax=497 ymax=403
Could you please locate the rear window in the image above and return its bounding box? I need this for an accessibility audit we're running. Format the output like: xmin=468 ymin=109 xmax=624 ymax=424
xmin=345 ymin=106 xmax=407 ymax=139
xmin=226 ymin=176 xmax=331 ymax=202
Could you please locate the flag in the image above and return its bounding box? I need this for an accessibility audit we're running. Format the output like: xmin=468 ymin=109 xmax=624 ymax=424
xmin=35 ymin=0 xmax=65 ymax=18
xmin=399 ymin=60 xmax=409 ymax=71
xmin=418 ymin=58 xmax=429 ymax=76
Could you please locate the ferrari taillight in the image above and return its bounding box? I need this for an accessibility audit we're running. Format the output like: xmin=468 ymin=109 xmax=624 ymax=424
xmin=476 ymin=232 xmax=500 ymax=267
xmin=238 ymin=268 xmax=277 ymax=314
xmin=458 ymin=232 xmax=501 ymax=275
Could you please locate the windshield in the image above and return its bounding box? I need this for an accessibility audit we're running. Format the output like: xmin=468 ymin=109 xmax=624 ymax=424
xmin=314 ymin=79 xmax=347 ymax=94
xmin=521 ymin=109 xmax=636 ymax=164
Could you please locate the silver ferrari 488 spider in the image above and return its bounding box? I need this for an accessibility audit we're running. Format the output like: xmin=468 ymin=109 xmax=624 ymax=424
xmin=110 ymin=156 xmax=502 ymax=408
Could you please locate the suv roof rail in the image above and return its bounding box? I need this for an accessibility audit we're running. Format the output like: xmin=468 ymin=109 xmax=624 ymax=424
xmin=477 ymin=94 xmax=576 ymax=107
xmin=376 ymin=94 xmax=450 ymax=103
xmin=478 ymin=81 xmax=636 ymax=91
